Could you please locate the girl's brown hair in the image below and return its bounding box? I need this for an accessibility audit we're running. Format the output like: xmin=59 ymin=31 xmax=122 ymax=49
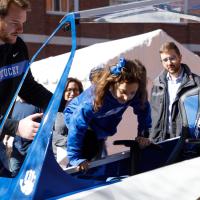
xmin=92 ymin=58 xmax=147 ymax=112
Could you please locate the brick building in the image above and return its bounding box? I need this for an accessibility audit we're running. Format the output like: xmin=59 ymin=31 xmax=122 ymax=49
xmin=22 ymin=0 xmax=200 ymax=60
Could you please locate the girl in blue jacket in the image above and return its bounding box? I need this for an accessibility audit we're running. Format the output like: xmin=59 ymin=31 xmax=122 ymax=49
xmin=64 ymin=57 xmax=151 ymax=170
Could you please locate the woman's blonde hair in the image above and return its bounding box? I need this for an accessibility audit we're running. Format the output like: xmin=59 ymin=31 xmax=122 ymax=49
xmin=92 ymin=58 xmax=147 ymax=112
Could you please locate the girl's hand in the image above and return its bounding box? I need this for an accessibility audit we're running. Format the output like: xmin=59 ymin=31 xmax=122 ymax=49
xmin=135 ymin=136 xmax=151 ymax=149
xmin=77 ymin=160 xmax=89 ymax=171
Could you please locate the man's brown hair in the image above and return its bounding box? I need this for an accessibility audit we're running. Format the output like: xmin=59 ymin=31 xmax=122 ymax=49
xmin=0 ymin=0 xmax=29 ymax=16
xmin=159 ymin=41 xmax=181 ymax=56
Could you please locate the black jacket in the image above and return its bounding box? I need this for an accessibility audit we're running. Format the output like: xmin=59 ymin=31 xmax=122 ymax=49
xmin=0 ymin=37 xmax=64 ymax=139
xmin=149 ymin=64 xmax=200 ymax=143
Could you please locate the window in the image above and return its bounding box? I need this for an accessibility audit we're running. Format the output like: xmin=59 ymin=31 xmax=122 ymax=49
xmin=46 ymin=0 xmax=76 ymax=13
xmin=54 ymin=0 xmax=61 ymax=11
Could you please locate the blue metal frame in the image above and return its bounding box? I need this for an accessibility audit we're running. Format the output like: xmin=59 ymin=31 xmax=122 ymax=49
xmin=0 ymin=13 xmax=79 ymax=199
xmin=0 ymin=13 xmax=76 ymax=133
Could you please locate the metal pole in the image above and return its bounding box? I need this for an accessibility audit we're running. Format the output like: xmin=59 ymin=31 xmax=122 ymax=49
xmin=183 ymin=0 xmax=188 ymax=14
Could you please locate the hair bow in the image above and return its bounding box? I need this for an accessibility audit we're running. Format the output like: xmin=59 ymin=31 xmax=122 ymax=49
xmin=110 ymin=58 xmax=126 ymax=75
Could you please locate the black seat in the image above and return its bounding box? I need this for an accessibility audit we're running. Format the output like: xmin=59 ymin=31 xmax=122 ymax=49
xmin=113 ymin=140 xmax=140 ymax=175
xmin=113 ymin=139 xmax=162 ymax=175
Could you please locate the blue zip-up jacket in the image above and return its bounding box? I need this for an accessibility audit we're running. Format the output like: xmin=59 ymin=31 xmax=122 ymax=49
xmin=64 ymin=86 xmax=151 ymax=166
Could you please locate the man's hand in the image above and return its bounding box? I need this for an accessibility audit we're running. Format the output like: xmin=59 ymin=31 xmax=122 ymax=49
xmin=77 ymin=160 xmax=89 ymax=172
xmin=17 ymin=113 xmax=43 ymax=140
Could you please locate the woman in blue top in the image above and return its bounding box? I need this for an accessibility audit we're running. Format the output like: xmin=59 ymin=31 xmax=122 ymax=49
xmin=64 ymin=57 xmax=151 ymax=170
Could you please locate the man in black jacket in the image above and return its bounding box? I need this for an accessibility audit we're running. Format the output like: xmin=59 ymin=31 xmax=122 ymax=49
xmin=149 ymin=42 xmax=200 ymax=143
xmin=0 ymin=0 xmax=65 ymax=175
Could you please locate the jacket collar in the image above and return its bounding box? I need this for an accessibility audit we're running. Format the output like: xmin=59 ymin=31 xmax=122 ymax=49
xmin=154 ymin=63 xmax=193 ymax=86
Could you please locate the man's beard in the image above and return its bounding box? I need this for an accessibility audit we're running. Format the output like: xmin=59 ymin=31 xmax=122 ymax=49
xmin=0 ymin=32 xmax=17 ymax=44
